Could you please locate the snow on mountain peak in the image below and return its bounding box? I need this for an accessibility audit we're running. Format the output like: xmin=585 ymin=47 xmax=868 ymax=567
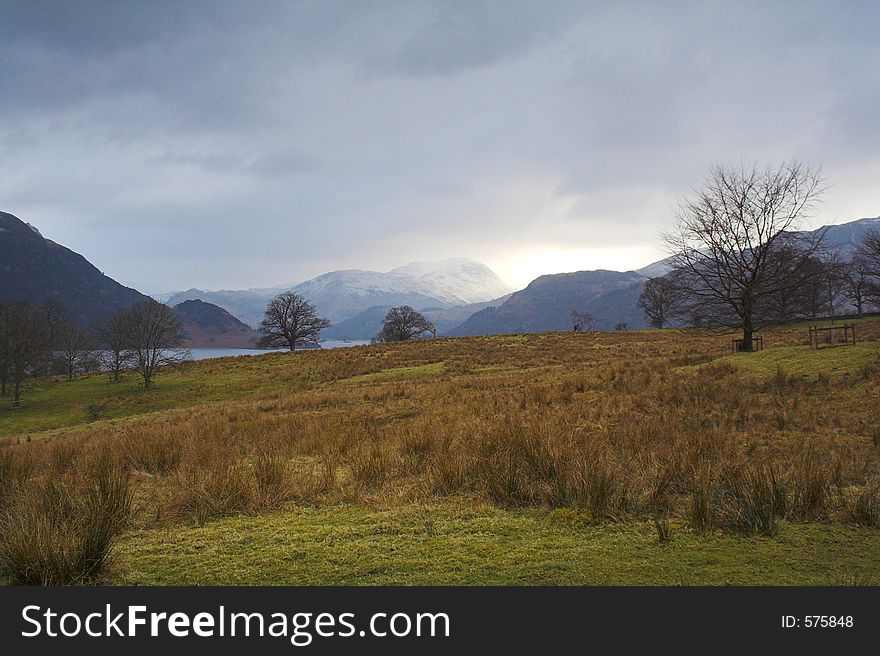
xmin=389 ymin=258 xmax=512 ymax=305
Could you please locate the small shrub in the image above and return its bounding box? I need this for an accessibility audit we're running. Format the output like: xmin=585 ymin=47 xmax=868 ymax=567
xmin=84 ymin=404 xmax=105 ymax=422
xmin=252 ymin=452 xmax=292 ymax=509
xmin=690 ymin=464 xmax=784 ymax=536
xmin=851 ymin=482 xmax=880 ymax=527
xmin=787 ymin=449 xmax=830 ymax=520
xmin=168 ymin=459 xmax=257 ymax=523
xmin=718 ymin=465 xmax=784 ymax=536
xmin=121 ymin=432 xmax=183 ymax=475
xmin=348 ymin=443 xmax=391 ymax=490
xmin=0 ymin=454 xmax=133 ymax=585
xmin=653 ymin=510 xmax=672 ymax=543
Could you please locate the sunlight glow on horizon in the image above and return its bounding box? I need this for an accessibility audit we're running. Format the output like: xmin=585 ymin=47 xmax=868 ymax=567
xmin=491 ymin=245 xmax=666 ymax=290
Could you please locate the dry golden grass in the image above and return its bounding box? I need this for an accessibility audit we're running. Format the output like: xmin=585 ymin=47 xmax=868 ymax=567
xmin=1 ymin=320 xmax=879 ymax=583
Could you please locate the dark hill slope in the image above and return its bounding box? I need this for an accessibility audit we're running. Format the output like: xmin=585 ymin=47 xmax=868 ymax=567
xmin=173 ymin=299 xmax=260 ymax=348
xmin=0 ymin=211 xmax=149 ymax=324
xmin=449 ymin=270 xmax=647 ymax=336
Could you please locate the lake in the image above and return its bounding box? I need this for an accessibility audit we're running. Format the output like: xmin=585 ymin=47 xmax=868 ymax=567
xmin=188 ymin=340 xmax=371 ymax=360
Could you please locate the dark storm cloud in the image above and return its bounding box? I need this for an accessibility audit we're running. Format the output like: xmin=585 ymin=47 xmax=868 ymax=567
xmin=0 ymin=0 xmax=878 ymax=292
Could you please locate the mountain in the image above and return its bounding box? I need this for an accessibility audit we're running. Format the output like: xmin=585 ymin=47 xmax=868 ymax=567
xmin=389 ymin=259 xmax=512 ymax=305
xmin=321 ymin=294 xmax=513 ymax=341
xmin=290 ymin=270 xmax=450 ymax=322
xmin=806 ymin=216 xmax=880 ymax=258
xmin=320 ymin=305 xmax=392 ymax=341
xmin=0 ymin=211 xmax=150 ymax=324
xmin=636 ymin=256 xmax=675 ymax=278
xmin=166 ymin=288 xmax=274 ymax=329
xmin=172 ymin=299 xmax=261 ymax=348
xmin=449 ymin=216 xmax=879 ymax=337
xmin=635 ymin=216 xmax=880 ymax=279
xmin=291 ymin=258 xmax=512 ymax=322
xmin=168 ymin=258 xmax=513 ymax=327
xmin=449 ymin=270 xmax=647 ymax=336
xmin=424 ymin=295 xmax=514 ymax=335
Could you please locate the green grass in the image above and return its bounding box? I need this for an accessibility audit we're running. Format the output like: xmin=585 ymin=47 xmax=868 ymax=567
xmin=0 ymin=353 xmax=321 ymax=437
xmin=342 ymin=362 xmax=445 ymax=384
xmin=115 ymin=501 xmax=880 ymax=586
xmin=718 ymin=342 xmax=880 ymax=381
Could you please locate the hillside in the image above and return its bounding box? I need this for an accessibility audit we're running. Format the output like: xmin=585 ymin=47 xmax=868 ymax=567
xmin=453 ymin=215 xmax=879 ymax=336
xmin=173 ymin=299 xmax=261 ymax=348
xmin=321 ymin=294 xmax=512 ymax=340
xmin=2 ymin=320 xmax=879 ymax=585
xmin=450 ymin=270 xmax=647 ymax=335
xmin=0 ymin=211 xmax=150 ymax=324
xmin=167 ymin=288 xmax=275 ymax=329
xmin=805 ymin=216 xmax=880 ymax=258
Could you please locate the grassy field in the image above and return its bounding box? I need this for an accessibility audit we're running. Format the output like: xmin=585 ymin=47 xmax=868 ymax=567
xmin=2 ymin=320 xmax=879 ymax=585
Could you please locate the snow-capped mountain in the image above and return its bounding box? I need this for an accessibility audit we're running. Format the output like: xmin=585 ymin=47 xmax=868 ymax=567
xmin=635 ymin=216 xmax=880 ymax=279
xmin=390 ymin=258 xmax=512 ymax=305
xmin=291 ymin=258 xmax=512 ymax=322
xmin=166 ymin=258 xmax=513 ymax=326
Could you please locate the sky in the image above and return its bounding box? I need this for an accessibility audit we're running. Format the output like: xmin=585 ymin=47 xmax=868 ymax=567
xmin=1 ymin=0 xmax=878 ymax=294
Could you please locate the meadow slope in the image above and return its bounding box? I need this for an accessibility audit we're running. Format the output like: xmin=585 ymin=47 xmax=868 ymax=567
xmin=1 ymin=319 xmax=879 ymax=585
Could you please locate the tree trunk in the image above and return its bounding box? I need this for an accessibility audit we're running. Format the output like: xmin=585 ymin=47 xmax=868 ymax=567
xmin=741 ymin=318 xmax=754 ymax=352
xmin=13 ymin=381 xmax=22 ymax=407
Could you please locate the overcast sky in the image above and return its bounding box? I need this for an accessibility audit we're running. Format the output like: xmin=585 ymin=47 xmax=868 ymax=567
xmin=1 ymin=1 xmax=878 ymax=293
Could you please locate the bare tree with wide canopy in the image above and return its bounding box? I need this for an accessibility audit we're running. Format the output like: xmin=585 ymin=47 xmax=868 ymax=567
xmin=664 ymin=162 xmax=826 ymax=351
xmin=0 ymin=301 xmax=51 ymax=406
xmin=856 ymin=228 xmax=880 ymax=305
xmin=258 ymin=292 xmax=331 ymax=351
xmin=124 ymin=300 xmax=188 ymax=388
xmin=94 ymin=309 xmax=136 ymax=382
xmin=375 ymin=306 xmax=436 ymax=342
xmin=637 ymin=276 xmax=680 ymax=329
xmin=56 ymin=318 xmax=96 ymax=381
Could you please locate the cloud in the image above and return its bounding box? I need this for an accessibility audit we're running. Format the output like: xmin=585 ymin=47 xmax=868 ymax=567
xmin=0 ymin=1 xmax=877 ymax=293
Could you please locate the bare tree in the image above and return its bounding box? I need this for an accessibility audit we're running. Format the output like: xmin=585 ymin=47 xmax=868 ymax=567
xmin=637 ymin=276 xmax=679 ymax=328
xmin=258 ymin=292 xmax=331 ymax=351
xmin=0 ymin=311 xmax=8 ymax=396
xmin=856 ymin=228 xmax=880 ymax=305
xmin=841 ymin=257 xmax=871 ymax=316
xmin=664 ymin=162 xmax=826 ymax=351
xmin=374 ymin=306 xmax=435 ymax=342
xmin=858 ymin=228 xmax=880 ymax=273
xmin=93 ymin=309 xmax=135 ymax=382
xmin=124 ymin=300 xmax=188 ymax=388
xmin=570 ymin=310 xmax=595 ymax=332
xmin=820 ymin=253 xmax=847 ymax=321
xmin=40 ymin=298 xmax=69 ymax=346
xmin=56 ymin=319 xmax=96 ymax=381
xmin=0 ymin=302 xmax=51 ymax=406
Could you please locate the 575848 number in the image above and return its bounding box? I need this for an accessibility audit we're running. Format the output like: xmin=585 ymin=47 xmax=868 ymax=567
xmin=782 ymin=616 xmax=853 ymax=628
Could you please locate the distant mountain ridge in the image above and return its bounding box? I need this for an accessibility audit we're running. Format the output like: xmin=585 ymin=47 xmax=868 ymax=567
xmin=451 ymin=216 xmax=879 ymax=337
xmin=166 ymin=288 xmax=273 ymax=329
xmin=450 ymin=270 xmax=647 ymax=335
xmin=167 ymin=258 xmax=513 ymax=327
xmin=6 ymin=210 xmax=874 ymax=341
xmin=322 ymin=294 xmax=513 ymax=340
xmin=0 ymin=210 xmax=150 ymax=324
